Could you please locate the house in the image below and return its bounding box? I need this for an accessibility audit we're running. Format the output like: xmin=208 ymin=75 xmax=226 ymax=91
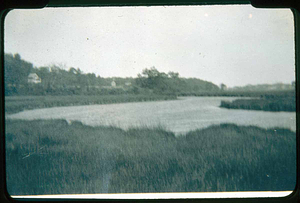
xmin=28 ymin=73 xmax=41 ymax=84
xmin=111 ymin=80 xmax=116 ymax=87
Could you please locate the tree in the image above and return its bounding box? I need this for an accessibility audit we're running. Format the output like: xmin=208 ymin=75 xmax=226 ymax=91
xmin=86 ymin=73 xmax=97 ymax=87
xmin=136 ymin=67 xmax=161 ymax=89
xmin=4 ymin=53 xmax=33 ymax=94
xmin=69 ymin=67 xmax=77 ymax=74
xmin=14 ymin=53 xmax=21 ymax=61
xmin=220 ymin=83 xmax=227 ymax=91
xmin=168 ymin=71 xmax=179 ymax=79
xmin=135 ymin=67 xmax=179 ymax=94
xmin=141 ymin=66 xmax=161 ymax=78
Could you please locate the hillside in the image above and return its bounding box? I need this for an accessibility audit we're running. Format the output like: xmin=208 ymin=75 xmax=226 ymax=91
xmin=4 ymin=53 xmax=219 ymax=96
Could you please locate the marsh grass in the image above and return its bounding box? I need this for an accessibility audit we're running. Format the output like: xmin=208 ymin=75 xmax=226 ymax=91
xmin=220 ymin=91 xmax=295 ymax=112
xmin=5 ymin=94 xmax=177 ymax=114
xmin=5 ymin=119 xmax=296 ymax=195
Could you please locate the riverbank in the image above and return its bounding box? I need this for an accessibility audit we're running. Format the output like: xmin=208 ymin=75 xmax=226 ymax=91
xmin=5 ymin=94 xmax=177 ymax=114
xmin=6 ymin=119 xmax=296 ymax=195
xmin=179 ymin=90 xmax=295 ymax=97
xmin=220 ymin=95 xmax=295 ymax=112
xmin=5 ymin=90 xmax=295 ymax=115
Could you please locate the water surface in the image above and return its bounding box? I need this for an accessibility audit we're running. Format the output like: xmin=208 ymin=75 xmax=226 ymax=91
xmin=7 ymin=97 xmax=296 ymax=134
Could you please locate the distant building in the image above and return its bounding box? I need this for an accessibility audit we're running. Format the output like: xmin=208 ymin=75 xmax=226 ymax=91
xmin=125 ymin=82 xmax=132 ymax=86
xmin=111 ymin=80 xmax=116 ymax=87
xmin=28 ymin=73 xmax=41 ymax=84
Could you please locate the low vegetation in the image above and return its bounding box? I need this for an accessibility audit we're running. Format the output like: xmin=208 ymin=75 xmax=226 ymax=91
xmin=220 ymin=90 xmax=295 ymax=112
xmin=6 ymin=90 xmax=296 ymax=115
xmin=5 ymin=94 xmax=176 ymax=114
xmin=181 ymin=89 xmax=295 ymax=97
xmin=6 ymin=119 xmax=296 ymax=195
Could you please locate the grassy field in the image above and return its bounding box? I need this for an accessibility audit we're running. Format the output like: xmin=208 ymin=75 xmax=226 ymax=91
xmin=5 ymin=119 xmax=296 ymax=195
xmin=5 ymin=94 xmax=177 ymax=114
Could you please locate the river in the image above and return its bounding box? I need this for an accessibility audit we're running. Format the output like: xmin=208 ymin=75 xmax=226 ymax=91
xmin=6 ymin=97 xmax=296 ymax=135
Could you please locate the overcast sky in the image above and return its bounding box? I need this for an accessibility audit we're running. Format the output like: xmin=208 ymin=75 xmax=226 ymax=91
xmin=4 ymin=5 xmax=295 ymax=87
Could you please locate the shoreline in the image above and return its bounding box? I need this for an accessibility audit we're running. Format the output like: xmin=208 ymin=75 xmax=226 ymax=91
xmin=220 ymin=97 xmax=296 ymax=112
xmin=5 ymin=94 xmax=177 ymax=115
xmin=5 ymin=89 xmax=295 ymax=114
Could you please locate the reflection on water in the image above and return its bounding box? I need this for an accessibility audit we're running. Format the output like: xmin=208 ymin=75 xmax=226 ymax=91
xmin=7 ymin=97 xmax=296 ymax=135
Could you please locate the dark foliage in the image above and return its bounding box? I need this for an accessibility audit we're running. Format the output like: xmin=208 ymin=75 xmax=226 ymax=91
xmin=135 ymin=67 xmax=219 ymax=95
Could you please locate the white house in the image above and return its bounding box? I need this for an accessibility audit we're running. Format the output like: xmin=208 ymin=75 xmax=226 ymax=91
xmin=111 ymin=80 xmax=116 ymax=87
xmin=28 ymin=73 xmax=41 ymax=84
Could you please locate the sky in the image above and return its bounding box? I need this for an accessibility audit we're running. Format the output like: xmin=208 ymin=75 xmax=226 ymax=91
xmin=4 ymin=5 xmax=295 ymax=87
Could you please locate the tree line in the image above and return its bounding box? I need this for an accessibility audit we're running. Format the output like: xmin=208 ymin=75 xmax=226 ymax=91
xmin=135 ymin=66 xmax=219 ymax=94
xmin=4 ymin=53 xmax=220 ymax=96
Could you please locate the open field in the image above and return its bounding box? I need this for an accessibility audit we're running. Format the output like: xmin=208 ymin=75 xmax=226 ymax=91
xmin=5 ymin=94 xmax=177 ymax=114
xmin=5 ymin=119 xmax=296 ymax=195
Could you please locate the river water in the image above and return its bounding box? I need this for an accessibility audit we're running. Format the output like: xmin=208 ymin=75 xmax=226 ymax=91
xmin=6 ymin=97 xmax=296 ymax=135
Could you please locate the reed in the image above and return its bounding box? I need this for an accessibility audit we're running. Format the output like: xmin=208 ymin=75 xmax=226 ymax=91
xmin=5 ymin=119 xmax=296 ymax=195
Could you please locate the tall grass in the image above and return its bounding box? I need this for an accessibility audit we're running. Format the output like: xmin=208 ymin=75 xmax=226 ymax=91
xmin=220 ymin=96 xmax=295 ymax=112
xmin=5 ymin=120 xmax=296 ymax=195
